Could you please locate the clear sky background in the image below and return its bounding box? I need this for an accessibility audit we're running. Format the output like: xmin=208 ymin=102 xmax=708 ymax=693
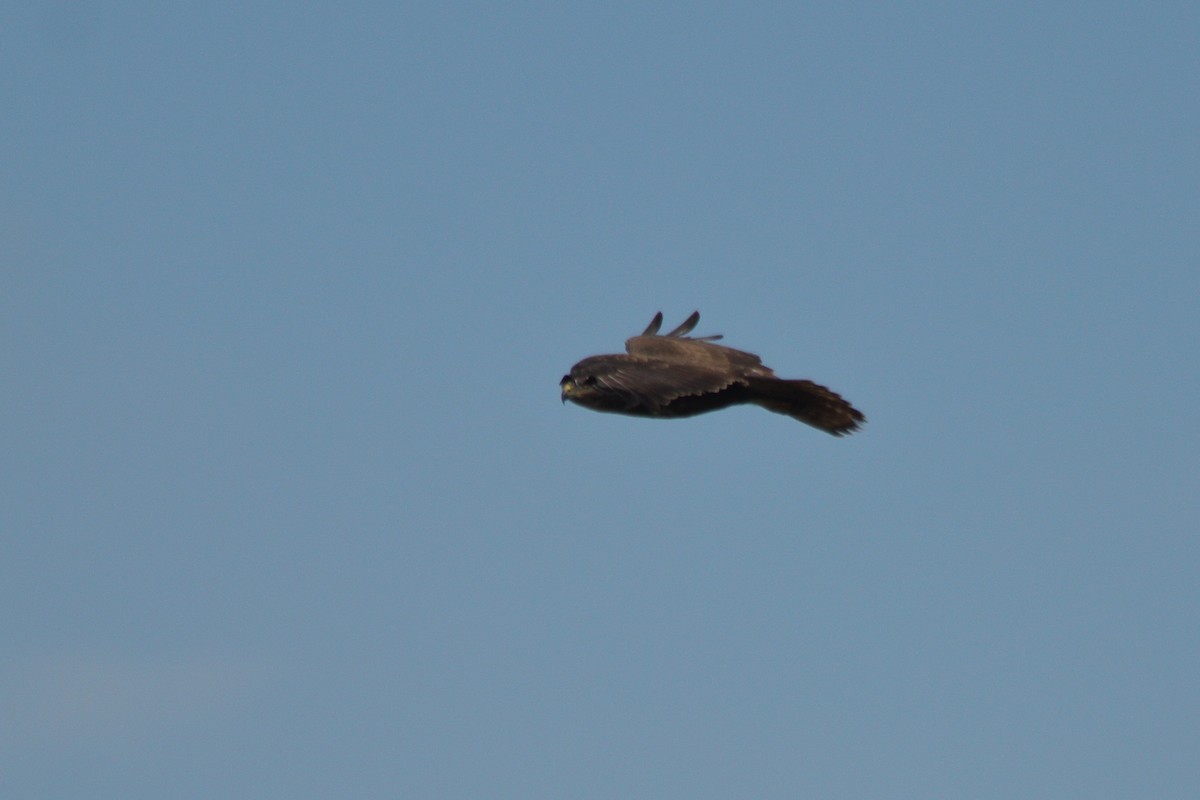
xmin=3 ymin=3 xmax=1198 ymax=798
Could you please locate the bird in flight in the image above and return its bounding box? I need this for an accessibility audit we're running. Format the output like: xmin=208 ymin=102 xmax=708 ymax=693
xmin=560 ymin=311 xmax=865 ymax=436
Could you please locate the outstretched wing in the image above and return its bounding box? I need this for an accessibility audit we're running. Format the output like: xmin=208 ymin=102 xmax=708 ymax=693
xmin=627 ymin=335 xmax=768 ymax=372
xmin=572 ymin=355 xmax=744 ymax=412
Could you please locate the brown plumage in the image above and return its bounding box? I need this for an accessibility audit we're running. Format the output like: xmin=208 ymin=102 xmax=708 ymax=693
xmin=560 ymin=312 xmax=865 ymax=436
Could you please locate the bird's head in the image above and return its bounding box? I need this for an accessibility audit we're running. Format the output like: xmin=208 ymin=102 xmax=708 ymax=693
xmin=561 ymin=358 xmax=641 ymax=413
xmin=559 ymin=371 xmax=598 ymax=405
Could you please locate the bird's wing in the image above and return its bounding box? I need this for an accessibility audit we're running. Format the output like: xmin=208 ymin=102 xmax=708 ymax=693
xmin=588 ymin=357 xmax=745 ymax=410
xmin=625 ymin=335 xmax=773 ymax=375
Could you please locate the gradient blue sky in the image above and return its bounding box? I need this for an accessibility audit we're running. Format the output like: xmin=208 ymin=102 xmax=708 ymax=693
xmin=3 ymin=3 xmax=1198 ymax=798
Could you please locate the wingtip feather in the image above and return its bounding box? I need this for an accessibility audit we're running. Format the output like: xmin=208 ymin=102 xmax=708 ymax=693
xmin=665 ymin=311 xmax=701 ymax=338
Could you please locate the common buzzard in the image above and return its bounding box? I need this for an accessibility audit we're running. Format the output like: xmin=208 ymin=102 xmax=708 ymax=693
xmin=560 ymin=312 xmax=865 ymax=436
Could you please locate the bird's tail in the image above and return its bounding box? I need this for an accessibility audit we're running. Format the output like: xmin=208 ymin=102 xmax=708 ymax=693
xmin=746 ymin=378 xmax=865 ymax=436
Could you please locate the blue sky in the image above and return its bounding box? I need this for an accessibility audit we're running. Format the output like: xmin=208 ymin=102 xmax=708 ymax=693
xmin=3 ymin=3 xmax=1198 ymax=797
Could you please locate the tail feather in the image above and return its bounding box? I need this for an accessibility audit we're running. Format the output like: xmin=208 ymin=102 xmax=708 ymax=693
xmin=747 ymin=378 xmax=865 ymax=436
